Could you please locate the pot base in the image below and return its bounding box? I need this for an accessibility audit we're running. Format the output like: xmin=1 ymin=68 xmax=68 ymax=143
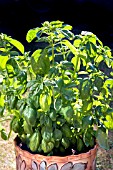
xmin=14 ymin=136 xmax=98 ymax=170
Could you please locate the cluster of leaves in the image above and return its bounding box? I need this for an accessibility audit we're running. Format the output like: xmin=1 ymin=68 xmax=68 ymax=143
xmin=0 ymin=21 xmax=113 ymax=155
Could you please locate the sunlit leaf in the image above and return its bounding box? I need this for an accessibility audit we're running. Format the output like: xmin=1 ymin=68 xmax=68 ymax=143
xmin=5 ymin=36 xmax=24 ymax=54
xmin=74 ymin=39 xmax=81 ymax=47
xmin=71 ymin=56 xmax=80 ymax=72
xmin=26 ymin=28 xmax=40 ymax=43
xmin=60 ymin=29 xmax=74 ymax=40
xmin=62 ymin=40 xmax=77 ymax=55
xmin=0 ymin=55 xmax=9 ymax=70
xmin=104 ymin=115 xmax=113 ymax=129
xmin=6 ymin=58 xmax=19 ymax=78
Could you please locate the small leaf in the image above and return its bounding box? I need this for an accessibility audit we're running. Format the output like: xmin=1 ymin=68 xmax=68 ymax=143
xmin=1 ymin=129 xmax=8 ymax=140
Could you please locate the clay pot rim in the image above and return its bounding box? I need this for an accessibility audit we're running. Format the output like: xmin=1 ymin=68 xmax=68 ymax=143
xmin=14 ymin=135 xmax=98 ymax=162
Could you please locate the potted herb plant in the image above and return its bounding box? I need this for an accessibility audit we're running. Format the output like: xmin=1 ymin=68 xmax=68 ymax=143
xmin=0 ymin=20 xmax=113 ymax=170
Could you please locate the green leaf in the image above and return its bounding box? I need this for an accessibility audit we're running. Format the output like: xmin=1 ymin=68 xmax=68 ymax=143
xmin=104 ymin=115 xmax=113 ymax=129
xmin=62 ymin=40 xmax=77 ymax=55
xmin=6 ymin=58 xmax=19 ymax=78
xmin=56 ymin=78 xmax=64 ymax=90
xmin=82 ymin=116 xmax=92 ymax=128
xmin=0 ymin=94 xmax=4 ymax=116
xmin=26 ymin=28 xmax=39 ymax=43
xmin=104 ymin=79 xmax=113 ymax=88
xmin=95 ymin=55 xmax=103 ymax=63
xmin=53 ymin=129 xmax=62 ymax=141
xmin=0 ymin=106 xmax=4 ymax=117
xmin=62 ymin=89 xmax=74 ymax=101
xmin=5 ymin=36 xmax=24 ymax=54
xmin=83 ymin=130 xmax=94 ymax=147
xmin=17 ymin=71 xmax=27 ymax=84
xmin=0 ymin=124 xmax=2 ymax=131
xmin=74 ymin=39 xmax=81 ymax=47
xmin=63 ymin=24 xmax=73 ymax=30
xmin=54 ymin=98 xmax=62 ymax=111
xmin=0 ymin=55 xmax=9 ymax=70
xmin=96 ymin=129 xmax=109 ymax=150
xmin=71 ymin=56 xmax=80 ymax=72
xmin=61 ymin=106 xmax=74 ymax=123
xmin=1 ymin=129 xmax=8 ymax=140
xmin=80 ymin=78 xmax=92 ymax=100
xmin=39 ymin=93 xmax=51 ymax=112
xmin=50 ymin=20 xmax=63 ymax=27
xmin=77 ymin=137 xmax=84 ymax=152
xmin=60 ymin=29 xmax=74 ymax=40
xmin=31 ymin=49 xmax=50 ymax=75
xmin=105 ymin=58 xmax=111 ymax=68
xmin=0 ymin=94 xmax=4 ymax=107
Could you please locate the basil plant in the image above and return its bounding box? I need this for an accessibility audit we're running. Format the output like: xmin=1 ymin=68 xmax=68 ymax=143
xmin=0 ymin=20 xmax=113 ymax=156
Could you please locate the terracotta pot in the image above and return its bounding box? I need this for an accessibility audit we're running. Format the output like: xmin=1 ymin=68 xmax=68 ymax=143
xmin=14 ymin=136 xmax=98 ymax=170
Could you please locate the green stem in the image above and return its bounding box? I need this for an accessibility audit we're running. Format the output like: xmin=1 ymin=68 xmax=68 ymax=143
xmin=0 ymin=118 xmax=11 ymax=123
xmin=51 ymin=42 xmax=55 ymax=66
xmin=61 ymin=41 xmax=66 ymax=61
xmin=71 ymin=54 xmax=79 ymax=82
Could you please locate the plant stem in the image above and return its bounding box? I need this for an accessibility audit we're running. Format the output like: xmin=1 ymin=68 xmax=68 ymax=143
xmin=0 ymin=118 xmax=11 ymax=123
xmin=51 ymin=42 xmax=55 ymax=66
xmin=61 ymin=41 xmax=66 ymax=61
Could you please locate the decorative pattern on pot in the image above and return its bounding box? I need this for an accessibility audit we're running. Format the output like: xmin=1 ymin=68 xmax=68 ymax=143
xmin=16 ymin=157 xmax=96 ymax=170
